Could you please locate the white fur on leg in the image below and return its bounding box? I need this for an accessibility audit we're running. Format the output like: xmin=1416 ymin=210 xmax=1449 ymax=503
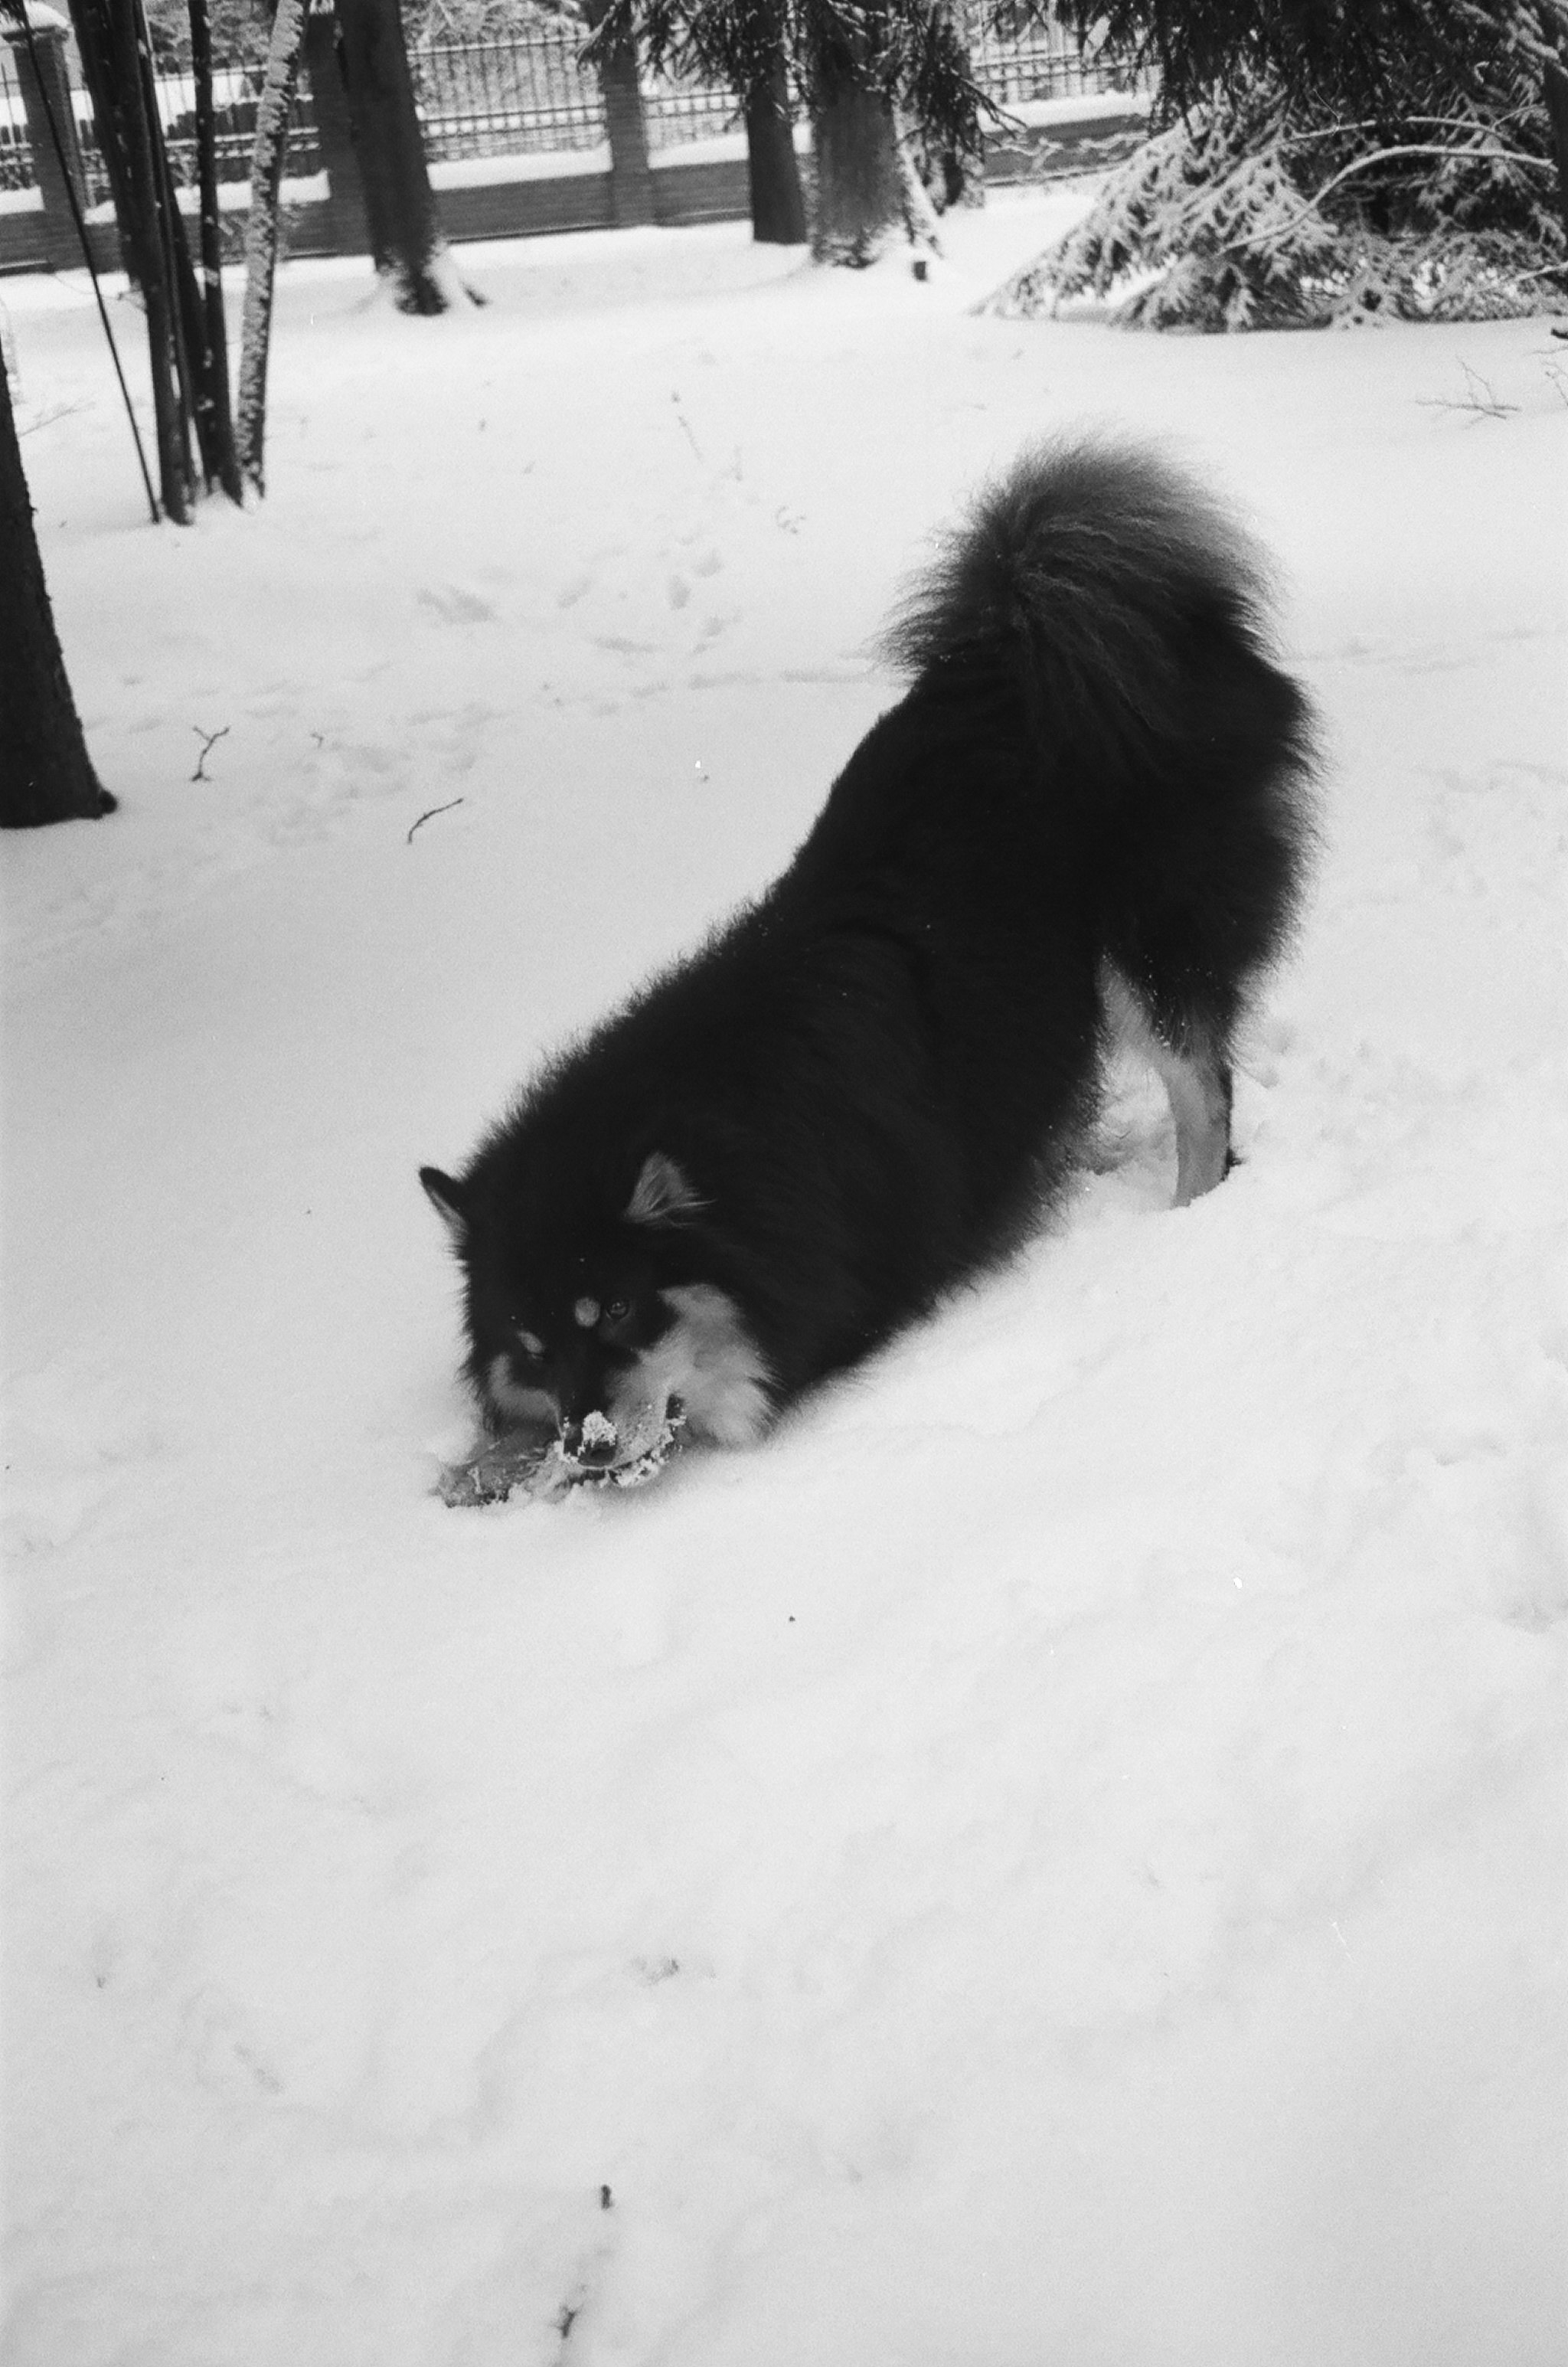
xmin=1101 ymin=963 xmax=1231 ymax=1206
xmin=623 ymin=1283 xmax=775 ymax=1449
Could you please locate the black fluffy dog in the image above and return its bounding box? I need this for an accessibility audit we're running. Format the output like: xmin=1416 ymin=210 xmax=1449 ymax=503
xmin=423 ymin=439 xmax=1318 ymax=1476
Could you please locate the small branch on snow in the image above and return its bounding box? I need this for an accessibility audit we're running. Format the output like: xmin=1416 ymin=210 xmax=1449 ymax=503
xmin=17 ymin=400 xmax=86 ymax=436
xmin=406 ymin=798 xmax=464 ymax=843
xmin=1415 ymin=362 xmax=1521 ymax=421
xmin=191 ymin=724 xmax=230 ymax=780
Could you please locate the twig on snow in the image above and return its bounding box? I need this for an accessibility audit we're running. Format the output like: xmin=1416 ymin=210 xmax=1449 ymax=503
xmin=1416 ymin=361 xmax=1521 ymax=421
xmin=407 ymin=797 xmax=464 ymax=843
xmin=191 ymin=724 xmax=230 ymax=780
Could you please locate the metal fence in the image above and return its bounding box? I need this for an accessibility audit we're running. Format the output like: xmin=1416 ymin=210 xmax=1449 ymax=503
xmin=969 ymin=15 xmax=1138 ymax=106
xmin=2 ymin=14 xmax=1144 ymax=200
xmin=408 ymin=31 xmax=759 ymax=165
xmin=411 ymin=31 xmax=605 ymax=162
xmin=410 ymin=15 xmax=1141 ymax=162
xmin=0 ymin=48 xmax=320 ymax=206
xmin=152 ymin=68 xmax=322 ymax=191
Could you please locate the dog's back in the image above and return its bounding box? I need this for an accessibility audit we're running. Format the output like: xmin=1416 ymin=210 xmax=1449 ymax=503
xmin=425 ymin=439 xmax=1318 ymax=1469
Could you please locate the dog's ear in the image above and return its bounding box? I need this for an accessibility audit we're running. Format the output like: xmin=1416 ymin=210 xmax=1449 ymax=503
xmin=626 ymin=1150 xmax=706 ymax=1228
xmin=420 ymin=1166 xmax=469 ymax=1240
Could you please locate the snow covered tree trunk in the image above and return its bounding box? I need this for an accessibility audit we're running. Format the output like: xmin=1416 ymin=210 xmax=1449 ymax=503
xmin=334 ymin=0 xmax=476 ymax=310
xmin=894 ymin=111 xmax=944 ymax=255
xmin=236 ymin=0 xmax=307 ymax=494
xmin=743 ymin=57 xmax=805 ymax=244
xmin=0 ymin=360 xmax=116 ymax=828
xmin=811 ymin=71 xmax=902 ymax=264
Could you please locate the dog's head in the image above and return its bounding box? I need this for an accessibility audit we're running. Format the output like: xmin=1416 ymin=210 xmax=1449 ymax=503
xmin=421 ymin=1149 xmax=765 ymax=1469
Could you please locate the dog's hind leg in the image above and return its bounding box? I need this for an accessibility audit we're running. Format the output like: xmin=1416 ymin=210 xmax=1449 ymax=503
xmin=1155 ymin=1032 xmax=1233 ymax=1206
xmin=1101 ymin=965 xmax=1233 ymax=1207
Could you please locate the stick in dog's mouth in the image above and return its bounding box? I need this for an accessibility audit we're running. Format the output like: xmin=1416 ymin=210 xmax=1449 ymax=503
xmin=559 ymin=1397 xmax=686 ymax=1488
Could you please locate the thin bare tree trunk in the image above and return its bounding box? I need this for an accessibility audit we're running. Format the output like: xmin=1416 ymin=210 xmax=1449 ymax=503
xmin=188 ymin=0 xmax=242 ymax=501
xmin=102 ymin=0 xmax=194 ymax=517
xmin=236 ymin=0 xmax=307 ymax=495
xmin=133 ymin=0 xmax=206 ymax=470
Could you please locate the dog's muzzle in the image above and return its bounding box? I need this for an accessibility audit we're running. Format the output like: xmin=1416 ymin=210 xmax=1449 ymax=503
xmin=559 ymin=1409 xmax=621 ymax=1470
xmin=557 ymin=1394 xmax=685 ymax=1483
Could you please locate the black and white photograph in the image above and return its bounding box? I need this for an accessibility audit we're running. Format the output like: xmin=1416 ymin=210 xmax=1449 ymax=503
xmin=3 ymin=0 xmax=1565 ymax=2357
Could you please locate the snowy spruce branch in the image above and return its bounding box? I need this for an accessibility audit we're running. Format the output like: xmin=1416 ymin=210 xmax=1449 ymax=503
xmin=985 ymin=58 xmax=1567 ymax=332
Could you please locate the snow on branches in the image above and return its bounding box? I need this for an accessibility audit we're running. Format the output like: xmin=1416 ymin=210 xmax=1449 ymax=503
xmin=987 ymin=67 xmax=1566 ymax=330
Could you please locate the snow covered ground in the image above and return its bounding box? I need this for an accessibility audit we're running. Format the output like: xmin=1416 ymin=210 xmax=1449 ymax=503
xmin=3 ymin=188 xmax=1566 ymax=2365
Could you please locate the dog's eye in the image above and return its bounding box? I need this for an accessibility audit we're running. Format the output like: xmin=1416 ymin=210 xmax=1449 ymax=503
xmin=602 ymin=1298 xmax=632 ymax=1329
xmin=514 ymin=1328 xmax=545 ymax=1360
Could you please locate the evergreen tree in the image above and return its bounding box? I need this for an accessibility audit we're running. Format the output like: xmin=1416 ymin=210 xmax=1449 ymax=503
xmin=989 ymin=0 xmax=1566 ymax=326
xmin=585 ymin=0 xmax=995 ymax=261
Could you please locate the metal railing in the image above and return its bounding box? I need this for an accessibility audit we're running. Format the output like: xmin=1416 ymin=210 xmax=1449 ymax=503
xmin=970 ymin=15 xmax=1140 ymax=108
xmin=407 ymin=35 xmax=759 ymax=162
xmin=412 ymin=31 xmax=605 ymax=161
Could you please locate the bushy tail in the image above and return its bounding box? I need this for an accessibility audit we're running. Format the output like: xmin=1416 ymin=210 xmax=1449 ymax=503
xmin=880 ymin=436 xmax=1315 ymax=790
xmin=884 ymin=436 xmax=1321 ymax=1040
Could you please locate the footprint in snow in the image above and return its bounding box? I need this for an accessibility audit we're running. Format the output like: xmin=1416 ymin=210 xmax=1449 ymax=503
xmin=416 ymin=585 xmax=497 ymax=625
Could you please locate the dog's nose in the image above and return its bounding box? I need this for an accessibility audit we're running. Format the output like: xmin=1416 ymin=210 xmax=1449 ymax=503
xmin=561 ymin=1411 xmax=619 ymax=1468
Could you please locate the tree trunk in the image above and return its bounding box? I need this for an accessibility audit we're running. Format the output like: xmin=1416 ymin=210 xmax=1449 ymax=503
xmin=93 ymin=0 xmax=194 ymax=518
xmin=334 ymin=0 xmax=475 ymax=310
xmin=132 ymin=0 xmax=209 ymax=486
xmin=1543 ymin=51 xmax=1568 ymax=254
xmin=188 ymin=0 xmax=243 ymax=502
xmin=0 ymin=363 xmax=116 ymax=829
xmin=581 ymin=0 xmax=655 ymax=228
xmin=744 ymin=57 xmax=805 ymax=244
xmin=67 ymin=0 xmax=142 ymax=276
xmin=236 ymin=0 xmax=307 ymax=493
xmin=811 ymin=71 xmax=902 ymax=264
xmin=304 ymin=5 xmax=370 ymax=253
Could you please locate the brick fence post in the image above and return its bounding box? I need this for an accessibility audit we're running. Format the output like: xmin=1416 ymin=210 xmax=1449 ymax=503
xmin=3 ymin=3 xmax=88 ymax=271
